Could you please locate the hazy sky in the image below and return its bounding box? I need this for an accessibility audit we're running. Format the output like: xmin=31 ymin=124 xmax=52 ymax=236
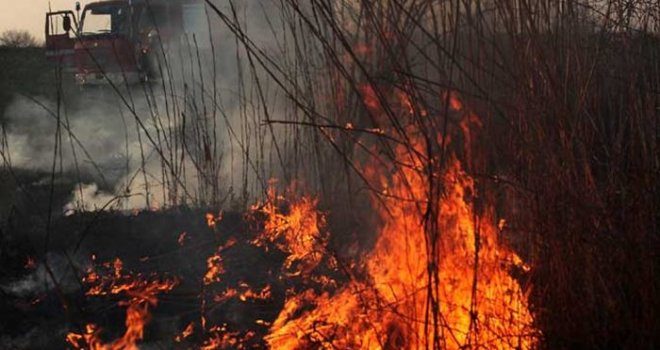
xmin=0 ymin=1 xmax=94 ymax=42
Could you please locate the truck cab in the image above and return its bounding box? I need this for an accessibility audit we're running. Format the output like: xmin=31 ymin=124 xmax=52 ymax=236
xmin=45 ymin=0 xmax=208 ymax=86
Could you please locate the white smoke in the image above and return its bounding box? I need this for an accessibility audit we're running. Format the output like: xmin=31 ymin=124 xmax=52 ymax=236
xmin=2 ymin=93 xmax=135 ymax=179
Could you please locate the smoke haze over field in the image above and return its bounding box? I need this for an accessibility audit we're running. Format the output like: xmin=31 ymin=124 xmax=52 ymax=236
xmin=3 ymin=94 xmax=132 ymax=175
xmin=2 ymin=92 xmax=169 ymax=210
xmin=1 ymin=0 xmax=299 ymax=211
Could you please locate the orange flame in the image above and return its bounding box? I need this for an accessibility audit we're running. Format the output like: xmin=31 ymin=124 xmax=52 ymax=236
xmin=252 ymin=185 xmax=328 ymax=276
xmin=199 ymin=326 xmax=256 ymax=350
xmin=66 ymin=258 xmax=178 ymax=350
xmin=445 ymin=90 xmax=463 ymax=112
xmin=265 ymin=89 xmax=537 ymax=349
xmin=177 ymin=231 xmax=188 ymax=246
xmin=66 ymin=89 xmax=536 ymax=349
xmin=204 ymin=253 xmax=225 ymax=285
xmin=206 ymin=213 xmax=216 ymax=228
xmin=203 ymin=238 xmax=235 ymax=285
xmin=238 ymin=283 xmax=272 ymax=302
xmin=175 ymin=322 xmax=195 ymax=342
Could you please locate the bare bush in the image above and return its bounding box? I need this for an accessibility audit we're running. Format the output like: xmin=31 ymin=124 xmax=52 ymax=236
xmin=0 ymin=30 xmax=38 ymax=48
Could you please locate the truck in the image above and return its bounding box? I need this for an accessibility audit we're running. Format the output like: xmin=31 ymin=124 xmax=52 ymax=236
xmin=45 ymin=0 xmax=209 ymax=86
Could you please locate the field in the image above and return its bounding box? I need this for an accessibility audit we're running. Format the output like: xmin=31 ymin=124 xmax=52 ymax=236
xmin=1 ymin=1 xmax=659 ymax=349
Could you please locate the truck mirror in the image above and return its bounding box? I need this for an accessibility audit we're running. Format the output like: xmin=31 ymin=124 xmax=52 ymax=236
xmin=63 ymin=16 xmax=72 ymax=32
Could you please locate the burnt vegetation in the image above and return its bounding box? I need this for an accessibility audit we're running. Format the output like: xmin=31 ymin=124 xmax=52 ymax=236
xmin=1 ymin=0 xmax=659 ymax=349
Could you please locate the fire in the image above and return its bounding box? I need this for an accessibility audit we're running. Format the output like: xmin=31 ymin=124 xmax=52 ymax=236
xmin=363 ymin=157 xmax=535 ymax=349
xmin=264 ymin=89 xmax=537 ymax=349
xmin=238 ymin=283 xmax=272 ymax=302
xmin=209 ymin=283 xmax=271 ymax=304
xmin=204 ymin=254 xmax=225 ymax=285
xmin=204 ymin=238 xmax=235 ymax=285
xmin=66 ymin=258 xmax=178 ymax=350
xmin=266 ymin=285 xmax=384 ymax=349
xmin=177 ymin=231 xmax=188 ymax=246
xmin=445 ymin=90 xmax=464 ymax=112
xmin=207 ymin=211 xmax=223 ymax=229
xmin=24 ymin=256 xmax=36 ymax=270
xmin=252 ymin=185 xmax=328 ymax=276
xmin=206 ymin=213 xmax=217 ymax=228
xmin=175 ymin=322 xmax=195 ymax=342
xmin=199 ymin=327 xmax=257 ymax=350
xmin=65 ymin=90 xmax=535 ymax=349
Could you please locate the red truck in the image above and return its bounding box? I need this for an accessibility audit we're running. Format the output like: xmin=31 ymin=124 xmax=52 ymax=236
xmin=45 ymin=0 xmax=208 ymax=86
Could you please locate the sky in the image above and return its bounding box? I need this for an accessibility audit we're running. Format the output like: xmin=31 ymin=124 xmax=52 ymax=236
xmin=0 ymin=1 xmax=94 ymax=43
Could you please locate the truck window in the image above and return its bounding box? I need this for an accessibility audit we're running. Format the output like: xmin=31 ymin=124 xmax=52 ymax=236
xmin=47 ymin=13 xmax=76 ymax=39
xmin=80 ymin=4 xmax=129 ymax=36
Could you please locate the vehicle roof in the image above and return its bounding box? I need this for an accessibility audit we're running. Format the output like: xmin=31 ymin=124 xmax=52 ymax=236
xmin=85 ymin=0 xmax=201 ymax=6
xmin=84 ymin=0 xmax=128 ymax=8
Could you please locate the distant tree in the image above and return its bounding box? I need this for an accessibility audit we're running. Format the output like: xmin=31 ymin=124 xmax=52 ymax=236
xmin=0 ymin=30 xmax=39 ymax=48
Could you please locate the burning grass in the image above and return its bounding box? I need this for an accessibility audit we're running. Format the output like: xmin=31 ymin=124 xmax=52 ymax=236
xmin=58 ymin=162 xmax=537 ymax=349
xmin=57 ymin=87 xmax=539 ymax=349
xmin=66 ymin=257 xmax=179 ymax=350
xmin=1 ymin=0 xmax=658 ymax=349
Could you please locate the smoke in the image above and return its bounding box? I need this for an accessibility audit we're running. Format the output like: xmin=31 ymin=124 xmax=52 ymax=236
xmin=1 ymin=252 xmax=82 ymax=297
xmin=63 ymin=183 xmax=125 ymax=213
xmin=1 ymin=92 xmax=164 ymax=210
xmin=0 ymin=0 xmax=311 ymax=214
xmin=2 ymin=94 xmax=131 ymax=177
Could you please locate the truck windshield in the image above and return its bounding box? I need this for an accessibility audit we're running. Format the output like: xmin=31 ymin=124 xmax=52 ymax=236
xmin=80 ymin=4 xmax=129 ymax=36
